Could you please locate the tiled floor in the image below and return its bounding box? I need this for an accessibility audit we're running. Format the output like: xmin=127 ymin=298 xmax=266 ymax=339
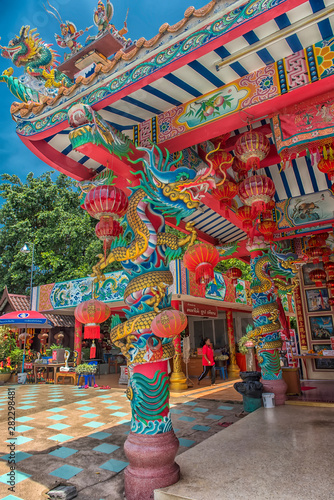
xmin=0 ymin=380 xmax=242 ymax=500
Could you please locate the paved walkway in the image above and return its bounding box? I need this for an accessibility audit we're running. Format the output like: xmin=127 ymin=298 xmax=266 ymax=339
xmin=155 ymin=405 xmax=334 ymax=500
xmin=0 ymin=381 xmax=242 ymax=500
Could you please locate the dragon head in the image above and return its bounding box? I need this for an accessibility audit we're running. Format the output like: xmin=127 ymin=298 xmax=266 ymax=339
xmin=133 ymin=145 xmax=216 ymax=223
xmin=1 ymin=26 xmax=41 ymax=67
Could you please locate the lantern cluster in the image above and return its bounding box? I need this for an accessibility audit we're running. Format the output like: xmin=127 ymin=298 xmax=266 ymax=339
xmin=81 ymin=184 xmax=128 ymax=259
xmin=184 ymin=243 xmax=219 ymax=296
xmin=235 ymin=129 xmax=270 ymax=170
xmin=305 ymin=233 xmax=331 ymax=264
xmin=257 ymin=210 xmax=277 ymax=242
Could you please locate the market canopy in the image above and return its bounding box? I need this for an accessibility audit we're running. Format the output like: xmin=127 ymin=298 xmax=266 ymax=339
xmin=0 ymin=311 xmax=54 ymax=329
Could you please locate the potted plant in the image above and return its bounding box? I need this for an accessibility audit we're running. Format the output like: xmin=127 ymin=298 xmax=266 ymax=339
xmin=75 ymin=363 xmax=97 ymax=375
xmin=214 ymin=354 xmax=229 ymax=367
xmin=0 ymin=365 xmax=14 ymax=383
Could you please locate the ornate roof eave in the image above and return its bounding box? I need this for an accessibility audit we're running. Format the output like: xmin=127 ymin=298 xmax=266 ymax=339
xmin=10 ymin=0 xmax=221 ymax=122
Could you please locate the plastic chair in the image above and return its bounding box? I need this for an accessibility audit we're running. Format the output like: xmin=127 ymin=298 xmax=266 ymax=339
xmin=215 ymin=362 xmax=228 ymax=380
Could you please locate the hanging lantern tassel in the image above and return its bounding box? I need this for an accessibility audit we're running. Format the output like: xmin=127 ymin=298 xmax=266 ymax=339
xmin=195 ymin=262 xmax=215 ymax=288
xmin=84 ymin=323 xmax=100 ymax=339
xmin=90 ymin=340 xmax=96 ymax=359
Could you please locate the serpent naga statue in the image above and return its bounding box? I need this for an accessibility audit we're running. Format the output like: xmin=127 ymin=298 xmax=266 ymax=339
xmin=246 ymin=237 xmax=298 ymax=400
xmin=0 ymin=25 xmax=72 ymax=102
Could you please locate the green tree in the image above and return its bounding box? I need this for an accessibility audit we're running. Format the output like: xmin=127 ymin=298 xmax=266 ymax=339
xmin=215 ymin=258 xmax=251 ymax=281
xmin=0 ymin=172 xmax=115 ymax=294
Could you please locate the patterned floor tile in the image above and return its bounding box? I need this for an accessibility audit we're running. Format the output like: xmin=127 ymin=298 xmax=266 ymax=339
xmin=0 ymin=471 xmax=31 ymax=484
xmin=16 ymin=417 xmax=33 ymax=423
xmin=118 ymin=420 xmax=131 ymax=425
xmin=15 ymin=425 xmax=34 ymax=433
xmin=218 ymin=405 xmax=234 ymax=411
xmin=100 ymin=400 xmax=117 ymax=404
xmin=111 ymin=412 xmax=128 ymax=417
xmin=93 ymin=443 xmax=120 ymax=454
xmin=100 ymin=458 xmax=128 ymax=472
xmin=47 ymin=423 xmax=70 ymax=431
xmin=49 ymin=398 xmax=65 ymax=402
xmin=49 ymin=464 xmax=83 ymax=480
xmin=17 ymin=405 xmax=36 ymax=410
xmin=192 ymin=425 xmax=211 ymax=432
xmin=79 ymin=413 xmax=100 ymax=419
xmin=2 ymin=495 xmax=26 ymax=500
xmin=83 ymin=422 xmax=105 ymax=429
xmin=49 ymin=447 xmax=78 ymax=459
xmin=89 ymin=431 xmax=111 ymax=440
xmin=74 ymin=400 xmax=92 ymax=405
xmin=206 ymin=414 xmax=223 ymax=420
xmin=192 ymin=408 xmax=209 ymax=413
xmin=46 ymin=408 xmax=66 ymax=412
xmin=178 ymin=438 xmax=196 ymax=447
xmin=6 ymin=436 xmax=33 ymax=446
xmin=75 ymin=406 xmax=95 ymax=411
xmin=106 ymin=406 xmax=123 ymax=410
xmin=183 ymin=402 xmax=197 ymax=406
xmin=46 ymin=415 xmax=68 ymax=421
xmin=178 ymin=416 xmax=196 ymax=422
xmin=48 ymin=434 xmax=74 ymax=442
xmin=0 ymin=451 xmax=32 ymax=462
xmin=170 ymin=409 xmax=183 ymax=414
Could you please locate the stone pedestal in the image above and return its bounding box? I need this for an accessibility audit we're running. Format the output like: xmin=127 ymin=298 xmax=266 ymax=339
xmin=261 ymin=377 xmax=287 ymax=405
xmin=124 ymin=431 xmax=180 ymax=500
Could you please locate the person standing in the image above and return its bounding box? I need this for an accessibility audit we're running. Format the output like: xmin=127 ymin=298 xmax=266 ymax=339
xmin=198 ymin=338 xmax=216 ymax=386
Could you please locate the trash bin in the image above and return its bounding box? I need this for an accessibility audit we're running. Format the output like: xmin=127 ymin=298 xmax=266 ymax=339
xmin=262 ymin=392 xmax=275 ymax=408
xmin=243 ymin=395 xmax=262 ymax=412
xmin=17 ymin=373 xmax=27 ymax=384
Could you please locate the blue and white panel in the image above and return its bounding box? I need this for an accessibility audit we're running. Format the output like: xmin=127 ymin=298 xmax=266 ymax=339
xmin=183 ymin=205 xmax=247 ymax=243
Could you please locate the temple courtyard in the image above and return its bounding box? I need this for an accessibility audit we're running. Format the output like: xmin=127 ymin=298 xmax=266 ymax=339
xmin=0 ymin=378 xmax=243 ymax=500
xmin=0 ymin=379 xmax=333 ymax=500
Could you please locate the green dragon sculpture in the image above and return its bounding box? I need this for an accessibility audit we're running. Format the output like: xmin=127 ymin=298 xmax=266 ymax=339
xmin=0 ymin=25 xmax=73 ymax=102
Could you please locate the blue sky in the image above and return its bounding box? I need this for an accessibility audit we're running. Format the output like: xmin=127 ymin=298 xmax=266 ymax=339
xmin=0 ymin=0 xmax=206 ymax=181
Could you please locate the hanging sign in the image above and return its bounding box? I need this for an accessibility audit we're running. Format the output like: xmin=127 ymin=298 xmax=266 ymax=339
xmin=183 ymin=301 xmax=218 ymax=318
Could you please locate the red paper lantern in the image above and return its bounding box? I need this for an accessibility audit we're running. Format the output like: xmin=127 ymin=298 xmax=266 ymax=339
xmin=226 ymin=267 xmax=242 ymax=285
xmin=81 ymin=185 xmax=128 ymax=220
xmin=212 ymin=180 xmax=238 ymax=217
xmin=95 ymin=216 xmax=124 ymax=259
xmin=232 ymin=158 xmax=251 ymax=179
xmin=308 ymin=233 xmax=328 ymax=247
xmin=309 ymin=269 xmax=326 ymax=287
xmin=206 ymin=147 xmax=233 ymax=175
xmin=184 ymin=243 xmax=219 ymax=294
xmin=324 ymin=261 xmax=334 ymax=272
xmin=317 ymin=158 xmax=334 ymax=182
xmin=238 ymin=175 xmax=275 ymax=216
xmin=151 ymin=310 xmax=188 ymax=338
xmin=329 ymin=297 xmax=334 ymax=307
xmin=236 ymin=205 xmax=253 ymax=232
xmin=326 ymin=279 xmax=334 ymax=291
xmin=75 ymin=300 xmax=111 ymax=340
xmin=258 ymin=219 xmax=277 ymax=242
xmin=235 ymin=130 xmax=270 ymax=170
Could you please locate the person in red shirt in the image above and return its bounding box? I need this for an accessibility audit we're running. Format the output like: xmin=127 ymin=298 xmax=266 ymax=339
xmin=198 ymin=338 xmax=216 ymax=386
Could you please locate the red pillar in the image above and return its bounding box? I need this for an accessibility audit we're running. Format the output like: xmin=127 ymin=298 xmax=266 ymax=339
xmin=226 ymin=309 xmax=240 ymax=378
xmin=74 ymin=319 xmax=82 ymax=366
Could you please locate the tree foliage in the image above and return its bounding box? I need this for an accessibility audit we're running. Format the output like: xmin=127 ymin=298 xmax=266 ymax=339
xmin=215 ymin=258 xmax=251 ymax=281
xmin=0 ymin=172 xmax=107 ymax=294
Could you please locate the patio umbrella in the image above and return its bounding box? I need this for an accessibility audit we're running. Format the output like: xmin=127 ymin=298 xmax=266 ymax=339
xmin=0 ymin=311 xmax=54 ymax=373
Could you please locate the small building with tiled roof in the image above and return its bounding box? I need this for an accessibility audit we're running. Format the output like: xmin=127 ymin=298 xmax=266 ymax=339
xmin=0 ymin=286 xmax=75 ymax=350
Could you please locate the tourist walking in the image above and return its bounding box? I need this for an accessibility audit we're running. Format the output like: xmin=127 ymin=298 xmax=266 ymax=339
xmin=198 ymin=337 xmax=216 ymax=386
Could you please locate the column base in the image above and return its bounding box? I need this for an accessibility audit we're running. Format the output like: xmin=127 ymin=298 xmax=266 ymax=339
xmin=227 ymin=363 xmax=240 ymax=379
xmin=261 ymin=378 xmax=287 ymax=405
xmin=124 ymin=430 xmax=180 ymax=500
xmin=169 ymin=370 xmax=188 ymax=391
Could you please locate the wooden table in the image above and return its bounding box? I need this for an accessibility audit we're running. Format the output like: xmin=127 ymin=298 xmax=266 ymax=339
xmin=290 ymin=352 xmax=334 ymax=379
xmin=33 ymin=362 xmax=74 ymax=384
xmin=55 ymin=371 xmax=78 ymax=385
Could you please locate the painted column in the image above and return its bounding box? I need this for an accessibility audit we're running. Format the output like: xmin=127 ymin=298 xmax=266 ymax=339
xmin=226 ymin=309 xmax=240 ymax=378
xmin=124 ymin=360 xmax=179 ymax=499
xmin=74 ymin=319 xmax=82 ymax=366
xmin=169 ymin=335 xmax=187 ymax=390
xmin=247 ymin=239 xmax=287 ymax=405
